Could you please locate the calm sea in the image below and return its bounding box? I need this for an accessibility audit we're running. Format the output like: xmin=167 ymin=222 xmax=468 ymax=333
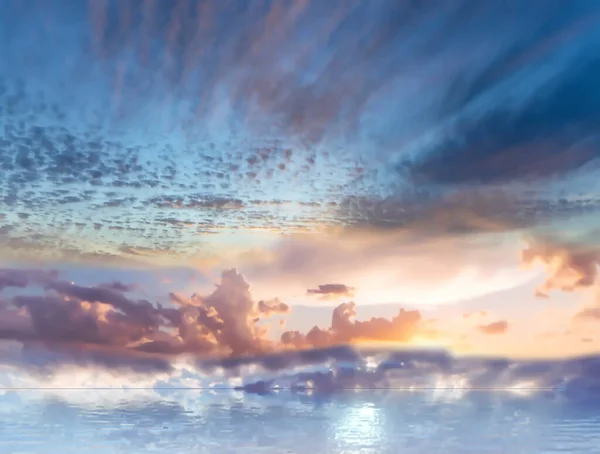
xmin=0 ymin=390 xmax=599 ymax=453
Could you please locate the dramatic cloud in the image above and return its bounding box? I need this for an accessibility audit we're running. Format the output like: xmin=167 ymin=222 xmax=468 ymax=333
xmin=0 ymin=268 xmax=598 ymax=405
xmin=0 ymin=268 xmax=279 ymax=363
xmin=0 ymin=267 xmax=430 ymax=373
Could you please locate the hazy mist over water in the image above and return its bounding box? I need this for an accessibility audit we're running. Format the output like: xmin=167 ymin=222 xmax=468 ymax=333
xmin=0 ymin=390 xmax=599 ymax=453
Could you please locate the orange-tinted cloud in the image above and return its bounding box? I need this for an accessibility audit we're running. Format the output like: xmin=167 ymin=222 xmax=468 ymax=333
xmin=0 ymin=267 xmax=427 ymax=371
xmin=521 ymin=235 xmax=600 ymax=295
xmin=0 ymin=269 xmax=281 ymax=360
xmin=280 ymin=301 xmax=424 ymax=348
xmin=478 ymin=320 xmax=509 ymax=335
xmin=522 ymin=236 xmax=600 ymax=331
xmin=574 ymin=307 xmax=600 ymax=320
xmin=463 ymin=311 xmax=487 ymax=319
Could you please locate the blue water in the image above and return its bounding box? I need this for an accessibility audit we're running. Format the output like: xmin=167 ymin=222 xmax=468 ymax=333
xmin=0 ymin=390 xmax=599 ymax=453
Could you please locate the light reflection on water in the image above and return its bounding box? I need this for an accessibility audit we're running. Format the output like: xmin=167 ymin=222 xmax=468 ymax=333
xmin=0 ymin=390 xmax=599 ymax=453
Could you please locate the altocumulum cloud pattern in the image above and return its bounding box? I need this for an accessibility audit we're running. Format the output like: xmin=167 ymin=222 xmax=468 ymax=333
xmin=2 ymin=1 xmax=600 ymax=263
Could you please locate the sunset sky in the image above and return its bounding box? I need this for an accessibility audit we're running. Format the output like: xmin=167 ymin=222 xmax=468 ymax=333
xmin=2 ymin=0 xmax=600 ymax=394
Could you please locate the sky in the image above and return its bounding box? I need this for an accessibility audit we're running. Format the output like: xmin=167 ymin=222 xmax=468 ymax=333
xmin=2 ymin=0 xmax=600 ymax=397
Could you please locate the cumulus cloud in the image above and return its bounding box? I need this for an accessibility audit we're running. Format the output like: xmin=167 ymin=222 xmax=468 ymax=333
xmin=257 ymin=298 xmax=290 ymax=316
xmin=280 ymin=302 xmax=424 ymax=349
xmin=0 ymin=268 xmax=281 ymax=365
xmin=307 ymin=283 xmax=355 ymax=299
xmin=0 ymin=269 xmax=599 ymax=406
xmin=0 ymin=267 xmax=429 ymax=374
xmin=520 ymin=235 xmax=600 ymax=326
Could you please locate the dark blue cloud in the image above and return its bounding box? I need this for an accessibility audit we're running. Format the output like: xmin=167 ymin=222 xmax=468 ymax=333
xmin=407 ymin=57 xmax=600 ymax=185
xmin=404 ymin=4 xmax=600 ymax=186
xmin=200 ymin=346 xmax=600 ymax=405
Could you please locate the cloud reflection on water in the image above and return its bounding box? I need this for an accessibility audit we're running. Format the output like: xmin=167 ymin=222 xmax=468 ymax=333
xmin=0 ymin=389 xmax=599 ymax=453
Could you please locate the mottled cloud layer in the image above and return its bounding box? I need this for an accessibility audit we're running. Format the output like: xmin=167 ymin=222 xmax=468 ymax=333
xmin=1 ymin=1 xmax=600 ymax=262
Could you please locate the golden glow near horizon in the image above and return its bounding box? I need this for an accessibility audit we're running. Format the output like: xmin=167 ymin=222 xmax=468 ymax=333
xmin=5 ymin=225 xmax=597 ymax=360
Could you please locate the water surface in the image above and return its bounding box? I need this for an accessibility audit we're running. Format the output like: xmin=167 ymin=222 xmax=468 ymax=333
xmin=1 ymin=390 xmax=599 ymax=453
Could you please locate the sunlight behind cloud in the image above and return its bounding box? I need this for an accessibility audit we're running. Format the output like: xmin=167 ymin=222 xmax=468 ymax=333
xmin=352 ymin=265 xmax=542 ymax=306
